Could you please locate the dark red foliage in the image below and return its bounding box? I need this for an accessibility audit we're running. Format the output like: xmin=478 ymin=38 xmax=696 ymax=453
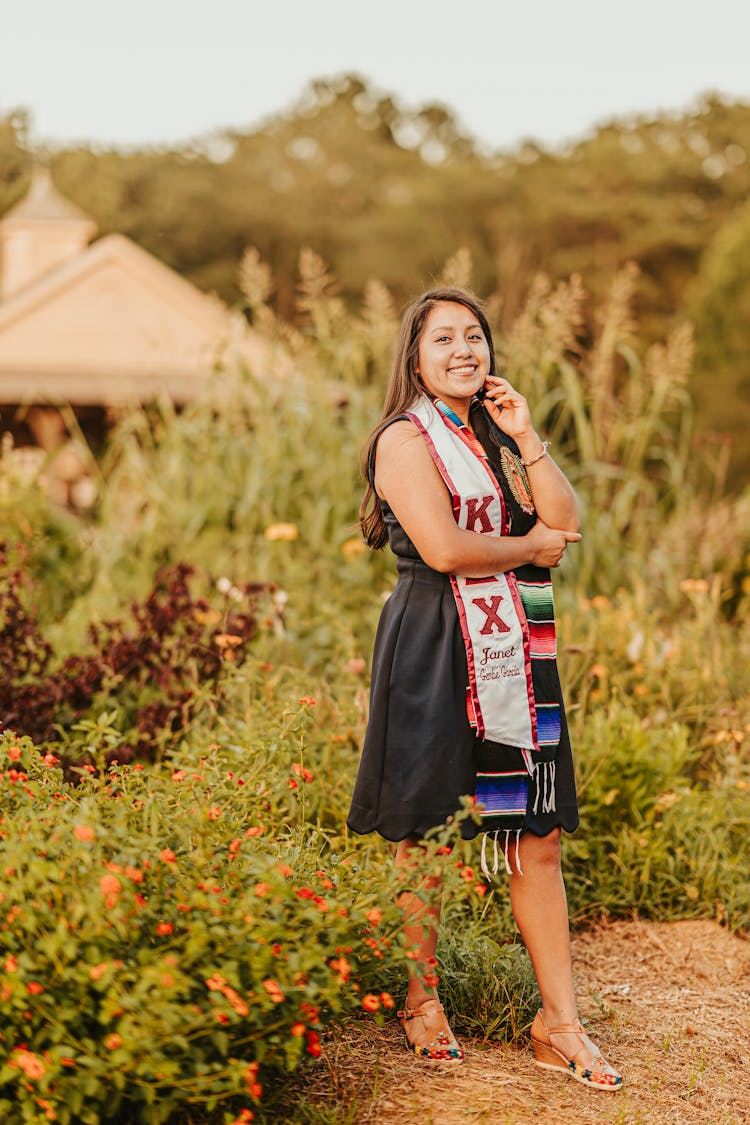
xmin=0 ymin=548 xmax=266 ymax=760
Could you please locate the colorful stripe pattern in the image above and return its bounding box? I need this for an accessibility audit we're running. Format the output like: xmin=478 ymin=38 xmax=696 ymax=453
xmin=535 ymin=703 xmax=561 ymax=748
xmin=517 ymin=580 xmax=557 ymax=660
xmin=475 ymin=769 xmax=529 ymax=826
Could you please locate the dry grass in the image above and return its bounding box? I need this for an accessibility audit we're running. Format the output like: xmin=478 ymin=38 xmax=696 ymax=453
xmin=292 ymin=920 xmax=750 ymax=1125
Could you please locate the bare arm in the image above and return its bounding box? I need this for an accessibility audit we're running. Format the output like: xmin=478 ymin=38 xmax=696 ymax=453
xmin=375 ymin=421 xmax=581 ymax=577
xmin=482 ymin=377 xmax=580 ymax=533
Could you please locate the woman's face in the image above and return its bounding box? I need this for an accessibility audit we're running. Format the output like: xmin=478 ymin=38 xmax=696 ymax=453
xmin=417 ymin=301 xmax=491 ymax=413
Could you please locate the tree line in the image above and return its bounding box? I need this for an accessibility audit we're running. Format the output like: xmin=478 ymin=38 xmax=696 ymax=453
xmin=1 ymin=75 xmax=749 ymax=481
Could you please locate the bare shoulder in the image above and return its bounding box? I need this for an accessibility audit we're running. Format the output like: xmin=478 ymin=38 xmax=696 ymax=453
xmin=374 ymin=419 xmax=428 ymax=473
xmin=374 ymin=418 xmax=443 ymax=501
xmin=376 ymin=418 xmax=421 ymax=453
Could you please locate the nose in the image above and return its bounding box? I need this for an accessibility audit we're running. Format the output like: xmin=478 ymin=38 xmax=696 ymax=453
xmin=453 ymin=338 xmax=471 ymax=357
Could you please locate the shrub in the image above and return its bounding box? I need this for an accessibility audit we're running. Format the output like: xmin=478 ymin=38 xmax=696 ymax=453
xmin=0 ymin=729 xmax=407 ymax=1125
xmin=0 ymin=556 xmax=266 ymax=760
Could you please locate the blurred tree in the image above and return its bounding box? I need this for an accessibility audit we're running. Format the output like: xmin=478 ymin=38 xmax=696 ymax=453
xmin=690 ymin=195 xmax=750 ymax=484
xmin=0 ymin=111 xmax=31 ymax=213
xmin=3 ymin=80 xmax=750 ymax=481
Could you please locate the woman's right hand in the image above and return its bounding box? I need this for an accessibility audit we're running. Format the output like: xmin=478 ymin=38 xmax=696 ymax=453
xmin=524 ymin=520 xmax=582 ymax=567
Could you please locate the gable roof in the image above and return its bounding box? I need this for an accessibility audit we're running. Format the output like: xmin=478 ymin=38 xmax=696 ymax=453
xmin=0 ymin=232 xmax=259 ymax=403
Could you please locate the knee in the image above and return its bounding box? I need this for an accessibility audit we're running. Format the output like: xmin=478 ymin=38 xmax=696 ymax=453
xmin=520 ymin=827 xmax=561 ymax=870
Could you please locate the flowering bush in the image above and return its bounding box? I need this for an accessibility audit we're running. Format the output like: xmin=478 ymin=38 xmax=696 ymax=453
xmin=0 ymin=728 xmax=408 ymax=1124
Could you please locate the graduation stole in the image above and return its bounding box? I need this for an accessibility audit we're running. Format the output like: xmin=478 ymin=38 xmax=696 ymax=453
xmin=404 ymin=395 xmax=558 ymax=777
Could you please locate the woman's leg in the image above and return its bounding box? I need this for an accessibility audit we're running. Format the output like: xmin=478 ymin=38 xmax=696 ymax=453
xmin=510 ymin=829 xmax=619 ymax=1077
xmin=393 ymin=837 xmax=463 ymax=1060
xmin=509 ymin=829 xmax=577 ymax=1021
xmin=394 ymin=836 xmax=441 ymax=1008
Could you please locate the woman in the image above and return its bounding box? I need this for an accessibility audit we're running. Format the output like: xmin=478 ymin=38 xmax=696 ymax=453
xmin=347 ymin=287 xmax=622 ymax=1090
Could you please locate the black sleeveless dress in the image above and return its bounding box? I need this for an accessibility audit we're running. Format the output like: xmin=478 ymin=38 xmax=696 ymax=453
xmin=346 ymin=402 xmax=579 ymax=843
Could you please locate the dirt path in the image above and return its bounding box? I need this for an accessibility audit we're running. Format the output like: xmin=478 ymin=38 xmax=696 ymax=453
xmin=306 ymin=920 xmax=750 ymax=1125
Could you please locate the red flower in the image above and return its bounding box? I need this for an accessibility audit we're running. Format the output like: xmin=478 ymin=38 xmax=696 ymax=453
xmin=298 ymin=696 xmax=316 ymax=706
xmin=159 ymin=849 xmax=176 ymax=864
xmin=26 ymin=982 xmax=43 ymax=995
xmin=361 ymin=993 xmax=379 ymax=1012
xmin=306 ymin=1030 xmax=322 ymax=1058
xmin=290 ymin=1022 xmax=306 ymax=1036
xmin=155 ymin=922 xmax=174 ymax=936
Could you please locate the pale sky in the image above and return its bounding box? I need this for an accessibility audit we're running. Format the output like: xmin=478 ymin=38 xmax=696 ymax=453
xmin=2 ymin=0 xmax=749 ymax=153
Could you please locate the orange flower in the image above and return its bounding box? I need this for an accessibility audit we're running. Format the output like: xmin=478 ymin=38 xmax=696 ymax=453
xmin=159 ymin=849 xmax=176 ymax=864
xmin=264 ymin=522 xmax=298 ymax=541
xmin=104 ymin=1034 xmax=122 ymax=1051
xmin=365 ymin=907 xmax=382 ymax=926
xmin=223 ymin=986 xmax=249 ymax=1017
xmin=346 ymin=657 xmax=366 ymax=675
xmin=422 ymin=972 xmax=439 ymax=988
xmin=329 ymin=956 xmax=351 ymax=982
xmin=290 ymin=1022 xmax=306 ymax=1037
xmin=341 ymin=537 xmax=366 ymax=559
xmin=205 ymin=974 xmax=227 ymax=991
xmin=73 ymin=824 xmax=95 ymax=842
xmin=298 ymin=695 xmax=316 ymax=706
xmin=6 ymin=746 xmax=21 ymax=762
xmin=380 ymin=992 xmax=395 ymax=1009
xmin=208 ymin=806 xmax=222 ymax=820
xmin=171 ymin=770 xmax=187 ymax=782
xmin=99 ymin=874 xmax=121 ymax=897
xmin=276 ymin=863 xmax=293 ymax=878
xmin=361 ymin=993 xmax=380 ymax=1012
xmin=156 ymin=922 xmax=174 ymax=936
xmin=253 ymin=883 xmax=269 ymax=898
xmin=26 ymin=981 xmax=44 ymax=995
xmin=262 ymin=978 xmax=285 ymax=1003
xmin=229 ymin=838 xmax=242 ymax=854
xmin=4 ymin=955 xmax=18 ymax=973
xmin=13 ymin=1049 xmax=45 ymax=1080
xmin=124 ymin=866 xmax=143 ymax=883
xmin=214 ymin=633 xmax=244 ymax=650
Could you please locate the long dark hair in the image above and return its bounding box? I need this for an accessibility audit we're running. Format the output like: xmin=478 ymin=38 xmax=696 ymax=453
xmin=359 ymin=286 xmax=497 ymax=548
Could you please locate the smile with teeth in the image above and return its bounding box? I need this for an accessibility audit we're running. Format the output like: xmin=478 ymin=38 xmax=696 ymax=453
xmin=448 ymin=365 xmax=478 ymax=375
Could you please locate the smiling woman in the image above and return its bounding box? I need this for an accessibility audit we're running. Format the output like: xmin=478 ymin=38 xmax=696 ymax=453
xmin=347 ymin=286 xmax=622 ymax=1089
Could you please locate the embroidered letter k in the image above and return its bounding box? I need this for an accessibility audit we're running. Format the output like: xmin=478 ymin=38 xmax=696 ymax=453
xmin=472 ymin=595 xmax=511 ymax=635
xmin=465 ymin=495 xmax=495 ymax=533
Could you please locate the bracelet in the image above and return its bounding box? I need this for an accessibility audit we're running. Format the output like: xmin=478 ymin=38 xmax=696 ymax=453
xmin=521 ymin=440 xmax=550 ymax=468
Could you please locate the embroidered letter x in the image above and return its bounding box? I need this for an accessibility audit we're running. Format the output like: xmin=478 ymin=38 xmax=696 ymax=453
xmin=472 ymin=595 xmax=511 ymax=635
